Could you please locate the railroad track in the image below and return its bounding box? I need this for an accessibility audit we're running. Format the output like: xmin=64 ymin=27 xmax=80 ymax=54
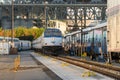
xmin=53 ymin=56 xmax=120 ymax=79
xmin=62 ymin=56 xmax=120 ymax=72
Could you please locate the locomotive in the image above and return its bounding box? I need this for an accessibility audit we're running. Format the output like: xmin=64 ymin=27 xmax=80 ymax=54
xmin=32 ymin=28 xmax=63 ymax=55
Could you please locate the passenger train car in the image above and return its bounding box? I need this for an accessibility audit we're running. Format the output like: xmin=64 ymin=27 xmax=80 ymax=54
xmin=0 ymin=37 xmax=20 ymax=54
xmin=63 ymin=22 xmax=107 ymax=58
xmin=32 ymin=28 xmax=63 ymax=55
xmin=0 ymin=37 xmax=20 ymax=49
xmin=0 ymin=37 xmax=31 ymax=53
xmin=19 ymin=40 xmax=31 ymax=50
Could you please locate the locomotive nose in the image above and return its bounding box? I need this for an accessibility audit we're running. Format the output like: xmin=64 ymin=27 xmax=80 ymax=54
xmin=52 ymin=37 xmax=55 ymax=43
xmin=52 ymin=37 xmax=55 ymax=41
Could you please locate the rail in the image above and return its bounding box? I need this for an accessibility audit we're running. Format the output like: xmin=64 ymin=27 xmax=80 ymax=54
xmin=53 ymin=56 xmax=120 ymax=79
xmin=63 ymin=56 xmax=120 ymax=72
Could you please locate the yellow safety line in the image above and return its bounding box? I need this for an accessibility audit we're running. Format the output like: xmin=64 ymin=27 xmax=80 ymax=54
xmin=61 ymin=62 xmax=69 ymax=67
xmin=14 ymin=55 xmax=20 ymax=72
xmin=81 ymin=70 xmax=96 ymax=77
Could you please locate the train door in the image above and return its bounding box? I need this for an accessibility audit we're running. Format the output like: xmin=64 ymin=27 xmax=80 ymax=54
xmin=0 ymin=41 xmax=10 ymax=54
xmin=94 ymin=28 xmax=102 ymax=55
xmin=90 ymin=30 xmax=94 ymax=54
xmin=74 ymin=33 xmax=79 ymax=56
xmin=71 ymin=34 xmax=75 ymax=56
xmin=102 ymin=28 xmax=107 ymax=59
xmin=77 ymin=32 xmax=81 ymax=56
xmin=83 ymin=32 xmax=88 ymax=53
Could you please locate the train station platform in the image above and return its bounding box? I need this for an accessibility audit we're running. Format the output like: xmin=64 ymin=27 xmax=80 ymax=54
xmin=31 ymin=52 xmax=114 ymax=80
xmin=0 ymin=51 xmax=62 ymax=80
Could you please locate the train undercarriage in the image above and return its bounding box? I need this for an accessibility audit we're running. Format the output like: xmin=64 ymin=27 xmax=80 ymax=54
xmin=42 ymin=46 xmax=64 ymax=56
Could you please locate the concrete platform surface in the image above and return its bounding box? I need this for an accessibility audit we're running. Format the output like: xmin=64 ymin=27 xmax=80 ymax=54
xmin=31 ymin=52 xmax=114 ymax=80
xmin=0 ymin=51 xmax=62 ymax=80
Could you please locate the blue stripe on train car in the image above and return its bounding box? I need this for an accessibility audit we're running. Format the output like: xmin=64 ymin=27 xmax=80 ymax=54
xmin=86 ymin=46 xmax=101 ymax=55
xmin=102 ymin=45 xmax=107 ymax=54
xmin=86 ymin=46 xmax=91 ymax=53
xmin=94 ymin=46 xmax=99 ymax=54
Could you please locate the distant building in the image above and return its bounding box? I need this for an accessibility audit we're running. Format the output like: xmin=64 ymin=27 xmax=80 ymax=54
xmin=0 ymin=0 xmax=11 ymax=4
xmin=49 ymin=20 xmax=67 ymax=35
xmin=0 ymin=0 xmax=106 ymax=4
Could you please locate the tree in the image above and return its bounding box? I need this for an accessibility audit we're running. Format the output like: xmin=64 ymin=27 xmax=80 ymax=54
xmin=0 ymin=28 xmax=3 ymax=36
xmin=15 ymin=27 xmax=25 ymax=37
xmin=0 ymin=26 xmax=45 ymax=41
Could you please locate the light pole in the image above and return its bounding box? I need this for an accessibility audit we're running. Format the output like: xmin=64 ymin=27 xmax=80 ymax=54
xmin=44 ymin=1 xmax=48 ymax=29
xmin=11 ymin=0 xmax=14 ymax=48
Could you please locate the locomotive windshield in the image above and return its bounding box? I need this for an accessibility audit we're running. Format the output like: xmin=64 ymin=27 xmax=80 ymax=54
xmin=44 ymin=29 xmax=62 ymax=37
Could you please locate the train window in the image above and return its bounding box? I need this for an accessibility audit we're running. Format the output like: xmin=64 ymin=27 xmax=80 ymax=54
xmin=96 ymin=38 xmax=97 ymax=40
xmin=21 ymin=42 xmax=23 ymax=47
xmin=95 ymin=35 xmax=98 ymax=40
xmin=53 ymin=22 xmax=56 ymax=26
xmin=98 ymin=42 xmax=101 ymax=47
xmin=104 ymin=37 xmax=106 ymax=40
xmin=58 ymin=23 xmax=60 ymax=28
xmin=88 ymin=38 xmax=90 ymax=42
xmin=0 ymin=39 xmax=3 ymax=41
xmin=44 ymin=29 xmax=62 ymax=37
xmin=28 ymin=43 xmax=29 ymax=47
